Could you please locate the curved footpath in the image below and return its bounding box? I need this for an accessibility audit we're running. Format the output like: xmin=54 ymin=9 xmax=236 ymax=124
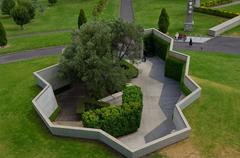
xmin=0 ymin=36 xmax=240 ymax=64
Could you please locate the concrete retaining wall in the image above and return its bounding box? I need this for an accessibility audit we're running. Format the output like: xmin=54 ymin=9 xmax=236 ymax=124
xmin=32 ymin=28 xmax=201 ymax=158
xmin=208 ymin=15 xmax=240 ymax=36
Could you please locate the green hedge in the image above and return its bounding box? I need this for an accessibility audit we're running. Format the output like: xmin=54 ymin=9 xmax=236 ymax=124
xmin=194 ymin=7 xmax=239 ymax=18
xmin=82 ymin=86 xmax=143 ymax=137
xmin=201 ymin=0 xmax=233 ymax=7
xmin=144 ymin=34 xmax=170 ymax=60
xmin=76 ymin=100 xmax=110 ymax=116
xmin=165 ymin=56 xmax=191 ymax=95
xmin=120 ymin=60 xmax=139 ymax=80
xmin=165 ymin=56 xmax=185 ymax=81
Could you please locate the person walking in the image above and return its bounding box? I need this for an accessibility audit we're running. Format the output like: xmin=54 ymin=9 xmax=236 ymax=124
xmin=189 ymin=38 xmax=193 ymax=46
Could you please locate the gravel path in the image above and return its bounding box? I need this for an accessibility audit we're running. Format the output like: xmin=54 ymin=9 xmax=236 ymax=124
xmin=211 ymin=1 xmax=240 ymax=9
xmin=120 ymin=0 xmax=134 ymax=22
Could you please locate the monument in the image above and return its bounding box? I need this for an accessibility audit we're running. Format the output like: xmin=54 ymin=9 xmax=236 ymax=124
xmin=184 ymin=0 xmax=194 ymax=31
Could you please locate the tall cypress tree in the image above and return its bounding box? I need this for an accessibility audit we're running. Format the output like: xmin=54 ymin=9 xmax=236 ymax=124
xmin=78 ymin=9 xmax=87 ymax=29
xmin=0 ymin=22 xmax=7 ymax=47
xmin=158 ymin=8 xmax=170 ymax=33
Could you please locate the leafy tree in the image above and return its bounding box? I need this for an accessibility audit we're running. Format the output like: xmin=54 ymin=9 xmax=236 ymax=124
xmin=78 ymin=9 xmax=87 ymax=29
xmin=59 ymin=21 xmax=127 ymax=98
xmin=110 ymin=19 xmax=144 ymax=61
xmin=158 ymin=8 xmax=170 ymax=33
xmin=48 ymin=0 xmax=57 ymax=5
xmin=11 ymin=5 xmax=31 ymax=29
xmin=1 ymin=0 xmax=15 ymax=15
xmin=0 ymin=22 xmax=7 ymax=47
xmin=17 ymin=0 xmax=35 ymax=19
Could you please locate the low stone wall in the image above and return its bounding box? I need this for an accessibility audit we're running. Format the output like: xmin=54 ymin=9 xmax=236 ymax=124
xmin=208 ymin=15 xmax=240 ymax=36
xmin=32 ymin=28 xmax=201 ymax=158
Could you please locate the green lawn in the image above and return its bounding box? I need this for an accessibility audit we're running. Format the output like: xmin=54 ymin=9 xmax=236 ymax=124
xmin=1 ymin=0 xmax=119 ymax=36
xmin=182 ymin=51 xmax=240 ymax=158
xmin=0 ymin=55 xmax=166 ymax=158
xmin=133 ymin=0 xmax=228 ymax=36
xmin=0 ymin=52 xmax=240 ymax=158
xmin=0 ymin=32 xmax=71 ymax=55
xmin=224 ymin=25 xmax=240 ymax=36
xmin=220 ymin=3 xmax=240 ymax=13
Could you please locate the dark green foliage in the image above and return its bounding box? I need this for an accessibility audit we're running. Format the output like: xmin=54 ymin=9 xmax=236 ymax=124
xmin=143 ymin=34 xmax=155 ymax=57
xmin=78 ymin=9 xmax=87 ymax=29
xmin=17 ymin=0 xmax=35 ymax=19
xmin=82 ymin=86 xmax=143 ymax=137
xmin=144 ymin=33 xmax=170 ymax=60
xmin=49 ymin=106 xmax=61 ymax=121
xmin=48 ymin=0 xmax=57 ymax=5
xmin=120 ymin=60 xmax=139 ymax=80
xmin=59 ymin=20 xmax=143 ymax=99
xmin=1 ymin=0 xmax=15 ymax=15
xmin=165 ymin=56 xmax=191 ymax=95
xmin=77 ymin=100 xmax=110 ymax=116
xmin=158 ymin=8 xmax=170 ymax=33
xmin=201 ymin=0 xmax=233 ymax=7
xmin=165 ymin=56 xmax=185 ymax=81
xmin=0 ymin=22 xmax=7 ymax=47
xmin=194 ymin=7 xmax=239 ymax=18
xmin=10 ymin=5 xmax=31 ymax=29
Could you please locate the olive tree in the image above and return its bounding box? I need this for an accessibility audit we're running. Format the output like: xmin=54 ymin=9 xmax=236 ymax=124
xmin=59 ymin=20 xmax=143 ymax=98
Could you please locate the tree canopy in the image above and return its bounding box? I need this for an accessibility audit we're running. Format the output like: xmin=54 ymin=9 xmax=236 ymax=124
xmin=1 ymin=0 xmax=15 ymax=15
xmin=59 ymin=20 xmax=143 ymax=98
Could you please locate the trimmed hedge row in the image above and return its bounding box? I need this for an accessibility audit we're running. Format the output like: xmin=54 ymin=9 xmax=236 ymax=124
xmin=201 ymin=0 xmax=233 ymax=7
xmin=165 ymin=56 xmax=185 ymax=82
xmin=194 ymin=7 xmax=239 ymax=18
xmin=144 ymin=34 xmax=170 ymax=60
xmin=82 ymin=86 xmax=143 ymax=137
xmin=120 ymin=60 xmax=139 ymax=80
xmin=165 ymin=56 xmax=191 ymax=95
xmin=77 ymin=100 xmax=110 ymax=116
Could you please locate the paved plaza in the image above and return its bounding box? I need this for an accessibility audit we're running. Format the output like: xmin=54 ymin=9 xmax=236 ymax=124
xmin=119 ymin=57 xmax=183 ymax=149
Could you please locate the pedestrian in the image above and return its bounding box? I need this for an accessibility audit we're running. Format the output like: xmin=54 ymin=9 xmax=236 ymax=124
xmin=189 ymin=38 xmax=193 ymax=46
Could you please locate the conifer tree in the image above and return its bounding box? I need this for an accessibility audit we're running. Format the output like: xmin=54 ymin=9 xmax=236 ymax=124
xmin=158 ymin=8 xmax=170 ymax=33
xmin=78 ymin=9 xmax=87 ymax=29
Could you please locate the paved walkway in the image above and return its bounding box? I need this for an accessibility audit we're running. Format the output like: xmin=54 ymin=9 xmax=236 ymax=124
xmin=174 ymin=36 xmax=240 ymax=54
xmin=0 ymin=46 xmax=64 ymax=64
xmin=120 ymin=0 xmax=134 ymax=22
xmin=118 ymin=57 xmax=182 ymax=149
xmin=211 ymin=1 xmax=240 ymax=9
xmin=175 ymin=36 xmax=212 ymax=43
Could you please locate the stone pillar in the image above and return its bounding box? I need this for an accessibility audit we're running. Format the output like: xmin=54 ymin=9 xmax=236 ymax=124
xmin=184 ymin=0 xmax=194 ymax=32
